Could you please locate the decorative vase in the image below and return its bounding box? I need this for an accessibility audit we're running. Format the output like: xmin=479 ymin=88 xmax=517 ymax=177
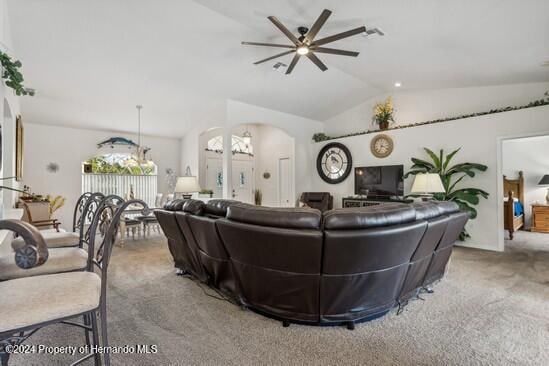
xmin=379 ymin=121 xmax=389 ymax=130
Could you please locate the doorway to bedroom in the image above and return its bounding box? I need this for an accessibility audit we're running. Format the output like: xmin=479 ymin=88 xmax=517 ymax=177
xmin=501 ymin=135 xmax=549 ymax=250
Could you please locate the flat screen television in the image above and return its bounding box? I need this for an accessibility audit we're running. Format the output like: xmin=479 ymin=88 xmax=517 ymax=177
xmin=354 ymin=165 xmax=404 ymax=198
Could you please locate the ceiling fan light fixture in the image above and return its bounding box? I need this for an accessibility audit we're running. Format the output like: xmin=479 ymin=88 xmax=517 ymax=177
xmin=297 ymin=46 xmax=309 ymax=55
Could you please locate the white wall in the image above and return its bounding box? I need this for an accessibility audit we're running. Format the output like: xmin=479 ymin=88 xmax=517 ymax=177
xmin=253 ymin=124 xmax=294 ymax=207
xmin=23 ymin=123 xmax=181 ymax=228
xmin=502 ymin=135 xmax=549 ymax=227
xmin=324 ymin=82 xmax=549 ymax=136
xmin=311 ymin=105 xmax=549 ymax=252
xmin=0 ymin=0 xmax=21 ymax=210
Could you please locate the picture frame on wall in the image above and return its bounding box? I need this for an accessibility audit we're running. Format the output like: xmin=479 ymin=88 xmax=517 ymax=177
xmin=15 ymin=115 xmax=23 ymax=181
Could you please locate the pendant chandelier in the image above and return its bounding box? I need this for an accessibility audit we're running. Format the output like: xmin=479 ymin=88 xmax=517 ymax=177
xmin=242 ymin=125 xmax=252 ymax=147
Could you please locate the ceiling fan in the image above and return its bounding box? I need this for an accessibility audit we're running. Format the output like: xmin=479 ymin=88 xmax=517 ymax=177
xmin=242 ymin=9 xmax=366 ymax=74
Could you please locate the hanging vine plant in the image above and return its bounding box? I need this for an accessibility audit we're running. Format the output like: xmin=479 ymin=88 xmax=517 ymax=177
xmin=0 ymin=50 xmax=34 ymax=96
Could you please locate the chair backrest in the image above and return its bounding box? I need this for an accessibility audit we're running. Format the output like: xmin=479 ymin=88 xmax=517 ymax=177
xmin=300 ymin=192 xmax=333 ymax=212
xmin=22 ymin=201 xmax=51 ymax=222
xmin=154 ymin=193 xmax=163 ymax=208
xmin=78 ymin=192 xmax=106 ymax=248
xmin=72 ymin=192 xmax=93 ymax=232
xmin=87 ymin=196 xmax=148 ymax=303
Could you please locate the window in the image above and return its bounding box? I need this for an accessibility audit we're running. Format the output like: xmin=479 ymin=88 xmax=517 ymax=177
xmin=82 ymin=153 xmax=158 ymax=206
xmin=206 ymin=135 xmax=253 ymax=156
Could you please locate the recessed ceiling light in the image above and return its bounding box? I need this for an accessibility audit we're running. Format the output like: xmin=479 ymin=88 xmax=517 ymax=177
xmin=394 ymin=82 xmax=401 ymax=87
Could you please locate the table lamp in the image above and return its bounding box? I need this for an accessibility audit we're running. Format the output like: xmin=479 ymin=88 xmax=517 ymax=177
xmin=411 ymin=173 xmax=445 ymax=200
xmin=175 ymin=166 xmax=201 ymax=199
xmin=538 ymin=175 xmax=549 ymax=204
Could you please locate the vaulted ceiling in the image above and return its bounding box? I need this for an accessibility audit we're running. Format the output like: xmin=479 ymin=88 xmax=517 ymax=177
xmin=7 ymin=0 xmax=549 ymax=137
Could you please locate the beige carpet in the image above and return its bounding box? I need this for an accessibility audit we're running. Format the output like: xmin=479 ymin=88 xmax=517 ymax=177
xmin=9 ymin=231 xmax=549 ymax=365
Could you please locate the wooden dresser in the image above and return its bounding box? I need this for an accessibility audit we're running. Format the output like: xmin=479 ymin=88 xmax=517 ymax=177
xmin=531 ymin=204 xmax=549 ymax=233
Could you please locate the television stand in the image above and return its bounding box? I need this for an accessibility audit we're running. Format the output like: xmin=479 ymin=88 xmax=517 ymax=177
xmin=342 ymin=196 xmax=413 ymax=208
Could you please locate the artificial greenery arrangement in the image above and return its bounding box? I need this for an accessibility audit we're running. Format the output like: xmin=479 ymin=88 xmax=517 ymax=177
xmin=372 ymin=96 xmax=395 ymax=130
xmin=45 ymin=195 xmax=66 ymax=215
xmin=404 ymin=148 xmax=489 ymax=240
xmin=199 ymin=189 xmax=214 ymax=197
xmin=312 ymin=91 xmax=549 ymax=142
xmin=254 ymin=189 xmax=262 ymax=206
xmin=84 ymin=155 xmax=156 ymax=175
xmin=0 ymin=50 xmax=34 ymax=96
xmin=312 ymin=133 xmax=330 ymax=143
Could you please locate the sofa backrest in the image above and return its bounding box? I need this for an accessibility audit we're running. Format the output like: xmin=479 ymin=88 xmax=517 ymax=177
xmin=204 ymin=199 xmax=239 ymax=218
xmin=154 ymin=208 xmax=198 ymax=275
xmin=226 ymin=203 xmax=322 ymax=230
xmin=320 ymin=204 xmax=427 ymax=322
xmin=216 ymin=203 xmax=323 ymax=322
xmin=321 ymin=204 xmax=426 ymax=274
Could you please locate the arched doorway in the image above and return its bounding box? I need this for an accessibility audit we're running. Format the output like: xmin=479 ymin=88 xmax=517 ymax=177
xmin=198 ymin=127 xmax=255 ymax=202
xmin=197 ymin=124 xmax=296 ymax=206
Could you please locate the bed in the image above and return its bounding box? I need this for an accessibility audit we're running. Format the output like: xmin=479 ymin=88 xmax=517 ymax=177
xmin=503 ymin=171 xmax=524 ymax=240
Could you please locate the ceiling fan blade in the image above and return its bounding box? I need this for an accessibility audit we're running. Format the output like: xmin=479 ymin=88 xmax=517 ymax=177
xmin=253 ymin=50 xmax=295 ymax=65
xmin=312 ymin=26 xmax=366 ymax=47
xmin=285 ymin=54 xmax=301 ymax=74
xmin=268 ymin=16 xmax=300 ymax=45
xmin=304 ymin=9 xmax=332 ymax=44
xmin=306 ymin=53 xmax=328 ymax=71
xmin=242 ymin=41 xmax=295 ymax=49
xmin=312 ymin=47 xmax=359 ymax=57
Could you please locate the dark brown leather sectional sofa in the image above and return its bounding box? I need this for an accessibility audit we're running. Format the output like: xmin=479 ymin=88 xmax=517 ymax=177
xmin=155 ymin=199 xmax=467 ymax=327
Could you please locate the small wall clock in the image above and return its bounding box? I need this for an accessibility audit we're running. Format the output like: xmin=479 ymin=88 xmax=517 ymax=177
xmin=317 ymin=142 xmax=353 ymax=184
xmin=370 ymin=134 xmax=394 ymax=158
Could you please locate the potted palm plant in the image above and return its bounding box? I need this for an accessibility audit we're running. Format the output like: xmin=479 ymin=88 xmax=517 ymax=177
xmin=372 ymin=97 xmax=395 ymax=130
xmin=404 ymin=148 xmax=489 ymax=240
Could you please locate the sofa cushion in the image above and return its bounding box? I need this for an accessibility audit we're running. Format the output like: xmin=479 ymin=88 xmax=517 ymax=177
xmin=182 ymin=199 xmax=206 ymax=216
xmin=0 ymin=248 xmax=88 ymax=281
xmin=12 ymin=231 xmax=79 ymax=250
xmin=323 ymin=204 xmax=416 ymax=230
xmin=227 ymin=203 xmax=321 ymax=230
xmin=204 ymin=199 xmax=239 ymax=217
xmin=163 ymin=199 xmax=186 ymax=211
xmin=0 ymin=272 xmax=101 ymax=333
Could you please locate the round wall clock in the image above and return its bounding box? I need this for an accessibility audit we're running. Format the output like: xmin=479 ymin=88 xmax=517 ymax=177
xmin=370 ymin=134 xmax=394 ymax=158
xmin=317 ymin=142 xmax=352 ymax=184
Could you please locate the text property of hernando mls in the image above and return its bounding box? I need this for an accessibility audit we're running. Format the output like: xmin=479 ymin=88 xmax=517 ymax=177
xmin=4 ymin=344 xmax=158 ymax=355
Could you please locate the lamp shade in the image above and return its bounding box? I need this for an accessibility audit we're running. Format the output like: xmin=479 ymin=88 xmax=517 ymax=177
xmin=538 ymin=175 xmax=549 ymax=185
xmin=174 ymin=176 xmax=201 ymax=193
xmin=411 ymin=173 xmax=445 ymax=194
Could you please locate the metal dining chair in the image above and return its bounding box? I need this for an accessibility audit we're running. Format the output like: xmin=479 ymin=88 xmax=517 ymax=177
xmin=1 ymin=193 xmax=105 ymax=281
xmin=0 ymin=197 xmax=149 ymax=366
xmin=11 ymin=192 xmax=103 ymax=249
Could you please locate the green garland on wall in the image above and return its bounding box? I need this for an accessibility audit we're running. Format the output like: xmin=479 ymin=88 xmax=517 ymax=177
xmin=312 ymin=92 xmax=549 ymax=143
xmin=0 ymin=50 xmax=34 ymax=96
